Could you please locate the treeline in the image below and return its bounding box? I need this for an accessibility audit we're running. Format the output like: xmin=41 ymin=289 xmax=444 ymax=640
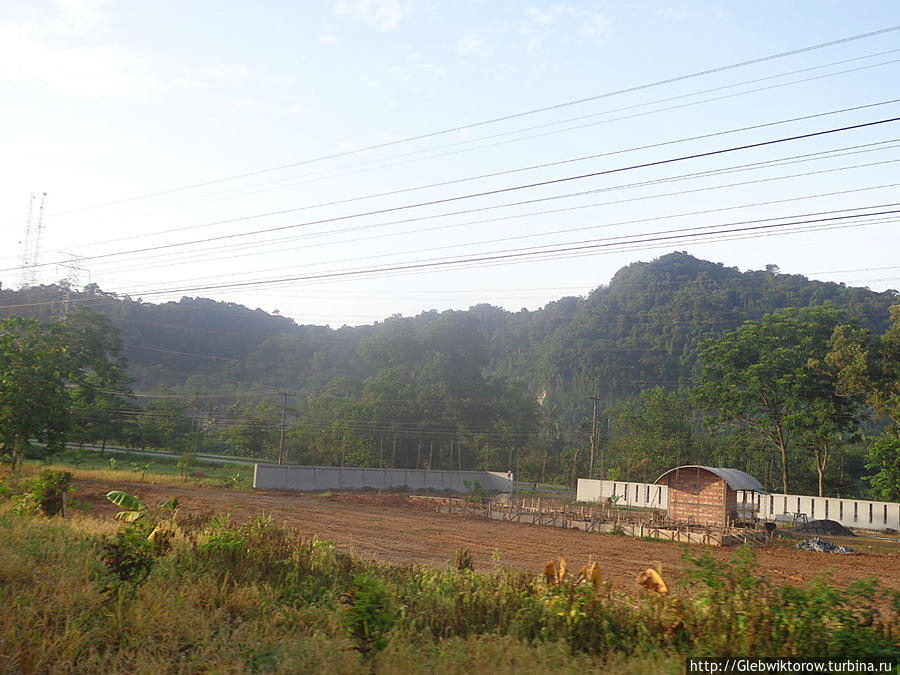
xmin=2 ymin=252 xmax=899 ymax=498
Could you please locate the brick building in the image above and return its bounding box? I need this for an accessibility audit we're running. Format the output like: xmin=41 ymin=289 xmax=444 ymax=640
xmin=655 ymin=466 xmax=765 ymax=527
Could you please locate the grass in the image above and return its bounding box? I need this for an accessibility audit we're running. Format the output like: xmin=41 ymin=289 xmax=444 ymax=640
xmin=0 ymin=478 xmax=897 ymax=675
xmin=25 ymin=449 xmax=254 ymax=489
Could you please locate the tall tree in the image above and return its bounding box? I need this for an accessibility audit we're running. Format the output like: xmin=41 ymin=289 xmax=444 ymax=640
xmin=692 ymin=305 xmax=863 ymax=495
xmin=63 ymin=307 xmax=134 ymax=451
xmin=829 ymin=305 xmax=900 ymax=499
xmin=0 ymin=316 xmax=70 ymax=468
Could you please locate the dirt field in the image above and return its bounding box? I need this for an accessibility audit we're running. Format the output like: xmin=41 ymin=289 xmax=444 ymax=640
xmin=73 ymin=479 xmax=900 ymax=595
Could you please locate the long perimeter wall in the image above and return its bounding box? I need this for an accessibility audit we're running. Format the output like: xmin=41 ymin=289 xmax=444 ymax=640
xmin=576 ymin=479 xmax=668 ymax=509
xmin=739 ymin=491 xmax=900 ymax=531
xmin=576 ymin=478 xmax=900 ymax=531
xmin=254 ymin=464 xmax=513 ymax=494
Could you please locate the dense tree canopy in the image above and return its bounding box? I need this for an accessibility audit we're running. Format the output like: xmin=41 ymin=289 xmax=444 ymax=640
xmin=0 ymin=316 xmax=71 ymax=467
xmin=0 ymin=310 xmax=135 ymax=466
xmin=692 ymin=305 xmax=865 ymax=495
xmin=828 ymin=305 xmax=900 ymax=500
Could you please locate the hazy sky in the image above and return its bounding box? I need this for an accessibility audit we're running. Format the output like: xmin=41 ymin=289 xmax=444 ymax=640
xmin=2 ymin=1 xmax=900 ymax=326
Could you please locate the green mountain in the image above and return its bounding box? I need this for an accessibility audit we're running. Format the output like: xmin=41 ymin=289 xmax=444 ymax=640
xmin=3 ymin=252 xmax=896 ymax=411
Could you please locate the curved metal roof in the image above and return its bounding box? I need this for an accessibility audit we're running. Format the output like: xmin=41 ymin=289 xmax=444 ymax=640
xmin=654 ymin=465 xmax=766 ymax=493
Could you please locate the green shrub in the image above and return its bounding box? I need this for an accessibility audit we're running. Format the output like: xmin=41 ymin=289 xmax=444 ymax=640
xmin=197 ymin=514 xmax=245 ymax=557
xmin=25 ymin=469 xmax=74 ymax=516
xmin=100 ymin=519 xmax=161 ymax=598
xmin=681 ymin=545 xmax=900 ymax=657
xmin=340 ymin=573 xmax=396 ymax=659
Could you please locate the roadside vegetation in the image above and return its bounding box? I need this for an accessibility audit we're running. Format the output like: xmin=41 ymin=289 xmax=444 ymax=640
xmin=1 ymin=469 xmax=897 ymax=673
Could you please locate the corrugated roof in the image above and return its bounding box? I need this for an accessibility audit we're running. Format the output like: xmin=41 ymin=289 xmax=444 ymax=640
xmin=654 ymin=465 xmax=766 ymax=493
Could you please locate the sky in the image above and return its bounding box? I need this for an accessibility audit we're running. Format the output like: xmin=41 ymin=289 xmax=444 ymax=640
xmin=2 ymin=0 xmax=900 ymax=327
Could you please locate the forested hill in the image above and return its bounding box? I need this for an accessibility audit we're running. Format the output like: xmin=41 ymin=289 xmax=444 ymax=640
xmin=1 ymin=252 xmax=896 ymax=418
xmin=526 ymin=253 xmax=897 ymax=422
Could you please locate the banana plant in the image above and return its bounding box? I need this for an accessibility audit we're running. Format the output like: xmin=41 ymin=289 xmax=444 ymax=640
xmin=106 ymin=490 xmax=149 ymax=522
xmin=106 ymin=490 xmax=179 ymax=546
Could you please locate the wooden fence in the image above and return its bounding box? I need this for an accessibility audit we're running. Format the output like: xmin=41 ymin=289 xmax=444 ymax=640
xmin=410 ymin=495 xmax=769 ymax=546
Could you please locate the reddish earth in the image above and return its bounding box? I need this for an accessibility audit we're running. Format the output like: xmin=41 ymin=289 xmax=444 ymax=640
xmin=74 ymin=479 xmax=900 ymax=595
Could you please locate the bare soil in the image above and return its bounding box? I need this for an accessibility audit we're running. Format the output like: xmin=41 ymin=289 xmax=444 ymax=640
xmin=73 ymin=479 xmax=900 ymax=596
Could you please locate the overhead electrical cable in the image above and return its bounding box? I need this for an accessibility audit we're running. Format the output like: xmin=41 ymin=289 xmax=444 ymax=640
xmin=46 ymin=51 xmax=900 ymax=236
xmin=213 ymin=54 xmax=900 ymax=204
xmin=104 ymin=207 xmax=900 ymax=298
xmin=81 ymin=150 xmax=900 ymax=279
xmin=255 ymin=215 xmax=900 ymax=287
xmin=26 ymin=96 xmax=900 ymax=259
xmin=29 ymin=23 xmax=900 ymax=219
xmin=6 ymin=113 xmax=897 ymax=274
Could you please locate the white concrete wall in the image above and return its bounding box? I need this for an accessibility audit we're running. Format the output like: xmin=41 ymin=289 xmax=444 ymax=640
xmin=253 ymin=464 xmax=513 ymax=494
xmin=738 ymin=491 xmax=900 ymax=531
xmin=578 ymin=479 xmax=900 ymax=531
xmin=576 ymin=479 xmax=668 ymax=509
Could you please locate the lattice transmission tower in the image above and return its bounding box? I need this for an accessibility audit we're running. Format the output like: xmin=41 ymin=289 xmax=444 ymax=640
xmin=19 ymin=192 xmax=47 ymax=288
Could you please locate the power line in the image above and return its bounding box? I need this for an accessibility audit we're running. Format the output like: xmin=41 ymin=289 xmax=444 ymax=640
xmin=9 ymin=113 xmax=899 ymax=275
xmin=85 ymin=139 xmax=900 ymax=279
xmin=3 ymin=192 xmax=897 ymax=314
xmin=74 ymin=152 xmax=900 ymax=288
xmin=101 ymin=206 xmax=900 ymax=298
xmin=31 ymin=23 xmax=900 ymax=220
xmin=30 ymin=96 xmax=897 ymax=262
xmin=26 ymin=53 xmax=900 ymax=246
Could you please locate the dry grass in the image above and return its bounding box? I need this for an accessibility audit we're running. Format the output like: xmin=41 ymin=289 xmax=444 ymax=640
xmin=41 ymin=464 xmax=245 ymax=489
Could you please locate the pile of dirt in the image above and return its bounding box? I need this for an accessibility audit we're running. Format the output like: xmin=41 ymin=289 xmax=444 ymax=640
xmin=791 ymin=519 xmax=855 ymax=537
xmin=797 ymin=537 xmax=855 ymax=554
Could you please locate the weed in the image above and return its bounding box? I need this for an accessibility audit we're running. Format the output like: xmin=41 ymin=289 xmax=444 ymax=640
xmin=198 ymin=528 xmax=245 ymax=556
xmin=339 ymin=573 xmax=396 ymax=659
xmin=133 ymin=462 xmax=151 ymax=480
xmin=463 ymin=479 xmax=486 ymax=503
xmin=225 ymin=472 xmax=248 ymax=489
xmin=176 ymin=453 xmax=194 ymax=477
xmin=99 ymin=518 xmax=168 ymax=604
xmin=2 ymin=495 xmax=898 ymax=671
xmin=455 ymin=547 xmax=474 ymax=572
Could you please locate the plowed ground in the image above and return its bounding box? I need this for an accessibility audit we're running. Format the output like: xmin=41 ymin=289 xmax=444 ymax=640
xmin=74 ymin=479 xmax=900 ymax=595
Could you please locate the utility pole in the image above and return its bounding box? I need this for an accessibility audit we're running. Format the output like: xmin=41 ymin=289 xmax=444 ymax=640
xmin=277 ymin=391 xmax=296 ymax=465
xmin=588 ymin=395 xmax=601 ymax=479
